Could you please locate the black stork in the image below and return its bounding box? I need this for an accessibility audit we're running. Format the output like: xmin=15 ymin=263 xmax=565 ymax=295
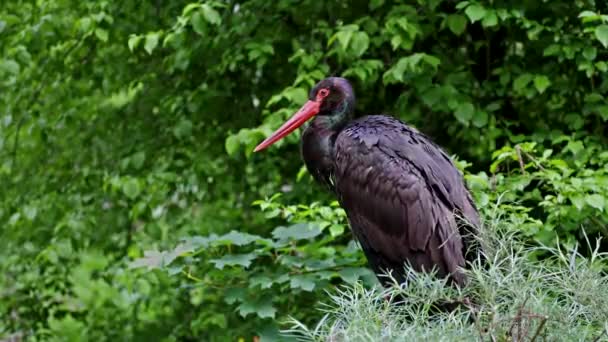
xmin=254 ymin=77 xmax=481 ymax=288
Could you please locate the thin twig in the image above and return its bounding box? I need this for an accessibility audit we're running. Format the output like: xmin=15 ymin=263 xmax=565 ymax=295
xmin=182 ymin=268 xmax=205 ymax=282
xmin=289 ymin=264 xmax=347 ymax=276
xmin=529 ymin=316 xmax=547 ymax=342
xmin=466 ymin=299 xmax=485 ymax=342
xmin=10 ymin=117 xmax=25 ymax=169
xmin=522 ymin=150 xmax=546 ymax=171
xmin=592 ymin=331 xmax=607 ymax=342
xmin=490 ymin=166 xmax=498 ymax=192
xmin=508 ymin=296 xmax=529 ymax=340
xmin=515 ymin=145 xmax=526 ymax=174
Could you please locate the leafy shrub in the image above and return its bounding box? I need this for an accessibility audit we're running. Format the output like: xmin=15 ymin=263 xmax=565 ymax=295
xmin=130 ymin=196 xmax=377 ymax=338
xmin=463 ymin=136 xmax=608 ymax=248
xmin=284 ymin=215 xmax=608 ymax=341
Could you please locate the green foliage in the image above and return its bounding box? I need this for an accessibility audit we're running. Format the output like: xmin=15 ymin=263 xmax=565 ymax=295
xmin=285 ymin=223 xmax=608 ymax=341
xmin=1 ymin=0 xmax=607 ymax=340
xmin=466 ymin=136 xmax=608 ymax=247
xmin=129 ymin=196 xmax=376 ymax=336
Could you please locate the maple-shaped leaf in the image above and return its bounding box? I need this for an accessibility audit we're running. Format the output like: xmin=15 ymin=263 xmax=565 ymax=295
xmin=210 ymin=253 xmax=257 ymax=269
xmin=129 ymin=243 xmax=193 ymax=270
xmin=272 ymin=223 xmax=321 ymax=241
xmin=237 ymin=297 xmax=276 ymax=319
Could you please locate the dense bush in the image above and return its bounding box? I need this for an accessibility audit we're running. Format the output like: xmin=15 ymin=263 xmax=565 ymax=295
xmin=284 ymin=222 xmax=608 ymax=341
xmin=1 ymin=0 xmax=606 ymax=340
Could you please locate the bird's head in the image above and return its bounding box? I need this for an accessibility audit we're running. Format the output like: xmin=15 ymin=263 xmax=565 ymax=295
xmin=254 ymin=77 xmax=356 ymax=152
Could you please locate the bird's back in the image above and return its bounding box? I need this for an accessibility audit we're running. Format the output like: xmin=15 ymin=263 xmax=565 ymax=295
xmin=332 ymin=115 xmax=480 ymax=286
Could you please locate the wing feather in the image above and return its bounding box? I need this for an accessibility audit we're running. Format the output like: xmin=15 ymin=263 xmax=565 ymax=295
xmin=333 ymin=115 xmax=479 ymax=286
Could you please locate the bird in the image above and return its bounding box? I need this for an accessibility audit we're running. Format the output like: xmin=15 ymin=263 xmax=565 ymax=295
xmin=254 ymin=77 xmax=481 ymax=289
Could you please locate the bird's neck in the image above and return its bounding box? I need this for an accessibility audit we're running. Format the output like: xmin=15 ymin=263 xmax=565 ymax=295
xmin=301 ymin=115 xmax=349 ymax=192
xmin=300 ymin=94 xmax=354 ymax=190
xmin=303 ymin=115 xmax=343 ymax=156
xmin=313 ymin=113 xmax=348 ymax=132
xmin=315 ymin=92 xmax=354 ymax=130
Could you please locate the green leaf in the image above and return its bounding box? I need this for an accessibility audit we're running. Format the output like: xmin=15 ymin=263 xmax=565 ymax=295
xmin=167 ymin=266 xmax=183 ymax=276
xmin=585 ymin=194 xmax=605 ymax=211
xmin=290 ymin=275 xmax=316 ymax=291
xmin=130 ymin=151 xmax=146 ymax=169
xmin=173 ymin=119 xmax=193 ymax=139
xmin=122 ymin=178 xmax=141 ymax=199
xmin=24 ymin=206 xmax=38 ymax=221
xmin=331 ymin=30 xmax=354 ymax=50
xmin=472 ymin=110 xmax=488 ymax=128
xmin=339 ymin=267 xmax=371 ymax=284
xmin=513 ymin=73 xmax=532 ymax=92
xmin=549 ymin=159 xmax=569 ymax=171
xmin=543 ymin=44 xmax=561 ymax=56
xmin=570 ymin=196 xmax=585 ymax=211
xmin=481 ymin=11 xmax=497 ymax=27
xmin=566 ymin=140 xmax=584 ymax=155
xmin=224 ymin=288 xmax=246 ymax=304
xmin=191 ymin=11 xmax=206 ymax=35
xmin=455 ymin=1 xmax=469 ymax=10
xmin=329 ymin=224 xmax=345 ymax=237
xmin=446 ymin=14 xmax=467 ymax=35
xmin=454 ymin=102 xmax=475 ymax=124
xmin=225 ymin=135 xmax=239 ymax=155
xmin=370 ymin=0 xmax=384 ymax=10
xmin=257 ymin=325 xmax=283 ymax=342
xmin=594 ymin=25 xmax=608 ymax=48
xmin=533 ymin=75 xmax=551 ymax=94
xmin=250 ymin=275 xmax=274 ymax=289
xmin=422 ymin=54 xmax=441 ymax=69
xmin=272 ymin=223 xmax=322 ymax=241
xmin=584 ymin=93 xmax=604 ymax=103
xmin=465 ymin=4 xmax=486 ymax=23
xmin=201 ymin=4 xmax=221 ymax=25
xmin=129 ymin=243 xmax=193 ymax=270
xmin=383 ymin=53 xmax=440 ymax=84
xmin=597 ymin=105 xmax=608 ymax=121
xmin=48 ymin=315 xmax=86 ymax=339
xmin=0 ymin=20 xmax=5 ymax=34
xmin=296 ymin=166 xmax=309 ymax=182
xmin=210 ymin=253 xmax=257 ymax=269
xmin=237 ymin=297 xmax=276 ymax=319
xmin=579 ymin=10 xmax=597 ymax=18
xmin=127 ymin=35 xmax=142 ymax=51
xmin=583 ymin=47 xmax=597 ymax=60
xmin=94 ymin=28 xmax=108 ymax=42
xmin=1 ymin=59 xmax=20 ymax=75
xmin=255 ymin=303 xmax=277 ymax=319
xmin=241 ymin=298 xmax=266 ymax=315
xmin=351 ymin=32 xmax=370 ymax=57
xmin=144 ymin=33 xmax=160 ymax=54
xmin=215 ymin=230 xmax=261 ymax=246
xmin=182 ymin=3 xmax=202 ymax=15
xmin=578 ymin=11 xmax=604 ymax=23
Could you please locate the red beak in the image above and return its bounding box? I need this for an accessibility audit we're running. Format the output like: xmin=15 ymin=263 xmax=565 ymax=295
xmin=253 ymin=100 xmax=320 ymax=152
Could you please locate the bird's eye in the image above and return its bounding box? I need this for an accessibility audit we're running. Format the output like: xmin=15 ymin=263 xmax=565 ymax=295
xmin=318 ymin=88 xmax=330 ymax=99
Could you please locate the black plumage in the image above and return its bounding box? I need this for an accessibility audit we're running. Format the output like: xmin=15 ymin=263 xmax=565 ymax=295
xmin=255 ymin=77 xmax=481 ymax=288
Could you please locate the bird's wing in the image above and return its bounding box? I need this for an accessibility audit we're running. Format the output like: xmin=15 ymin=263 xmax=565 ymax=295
xmin=334 ymin=115 xmax=480 ymax=286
